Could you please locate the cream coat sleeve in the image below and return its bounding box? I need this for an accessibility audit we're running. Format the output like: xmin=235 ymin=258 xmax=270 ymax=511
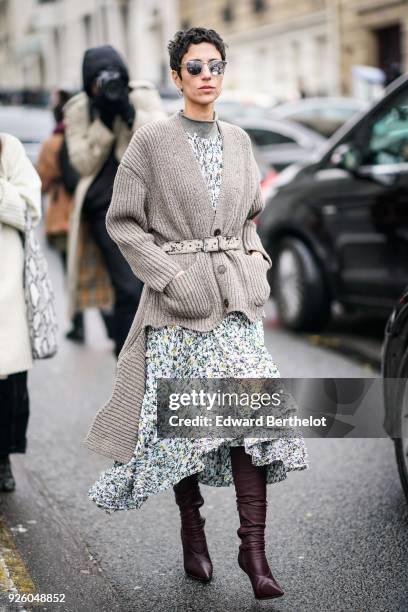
xmin=129 ymin=81 xmax=167 ymax=129
xmin=63 ymin=93 xmax=115 ymax=178
xmin=0 ymin=133 xmax=42 ymax=231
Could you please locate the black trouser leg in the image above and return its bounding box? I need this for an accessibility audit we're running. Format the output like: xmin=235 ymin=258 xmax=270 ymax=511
xmin=60 ymin=247 xmax=85 ymax=335
xmin=87 ymin=213 xmax=144 ymax=356
xmin=0 ymin=372 xmax=30 ymax=455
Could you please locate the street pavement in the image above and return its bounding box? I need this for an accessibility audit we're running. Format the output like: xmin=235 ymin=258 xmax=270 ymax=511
xmin=0 ymin=233 xmax=407 ymax=612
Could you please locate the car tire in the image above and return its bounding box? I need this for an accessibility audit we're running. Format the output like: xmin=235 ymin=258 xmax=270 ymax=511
xmin=394 ymin=348 xmax=408 ymax=503
xmin=272 ymin=237 xmax=331 ymax=332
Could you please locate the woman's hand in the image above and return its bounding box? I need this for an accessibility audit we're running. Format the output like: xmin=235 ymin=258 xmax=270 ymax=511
xmin=249 ymin=250 xmax=264 ymax=259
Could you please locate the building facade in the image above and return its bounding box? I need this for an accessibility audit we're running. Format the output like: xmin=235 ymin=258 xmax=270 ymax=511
xmin=179 ymin=0 xmax=340 ymax=103
xmin=337 ymin=0 xmax=408 ymax=95
xmin=179 ymin=0 xmax=408 ymax=101
xmin=0 ymin=0 xmax=179 ymax=91
xmin=1 ymin=0 xmax=407 ymax=100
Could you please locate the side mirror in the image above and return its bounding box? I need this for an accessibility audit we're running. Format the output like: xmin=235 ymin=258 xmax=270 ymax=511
xmin=330 ymin=143 xmax=362 ymax=173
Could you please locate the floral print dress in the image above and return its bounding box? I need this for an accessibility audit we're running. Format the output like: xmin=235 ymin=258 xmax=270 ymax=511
xmin=88 ymin=123 xmax=310 ymax=514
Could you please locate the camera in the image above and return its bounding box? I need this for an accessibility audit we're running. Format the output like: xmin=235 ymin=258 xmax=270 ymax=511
xmin=95 ymin=69 xmax=128 ymax=101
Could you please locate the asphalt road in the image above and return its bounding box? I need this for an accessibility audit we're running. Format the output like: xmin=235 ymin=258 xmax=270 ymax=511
xmin=0 ymin=235 xmax=407 ymax=612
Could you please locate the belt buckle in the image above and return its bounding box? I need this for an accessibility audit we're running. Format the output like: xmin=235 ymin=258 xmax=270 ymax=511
xmin=203 ymin=236 xmax=219 ymax=252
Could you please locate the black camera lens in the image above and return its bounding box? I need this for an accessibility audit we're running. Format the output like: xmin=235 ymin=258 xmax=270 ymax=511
xmin=104 ymin=79 xmax=125 ymax=101
xmin=96 ymin=69 xmax=126 ymax=101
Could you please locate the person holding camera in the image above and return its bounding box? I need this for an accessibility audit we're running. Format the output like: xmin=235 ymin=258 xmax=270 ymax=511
xmin=64 ymin=45 xmax=165 ymax=356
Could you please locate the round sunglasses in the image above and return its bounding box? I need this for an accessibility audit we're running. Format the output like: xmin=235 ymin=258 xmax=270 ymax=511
xmin=180 ymin=59 xmax=227 ymax=76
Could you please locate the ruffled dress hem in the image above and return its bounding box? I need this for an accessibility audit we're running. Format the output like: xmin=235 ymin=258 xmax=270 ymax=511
xmin=88 ymin=434 xmax=309 ymax=514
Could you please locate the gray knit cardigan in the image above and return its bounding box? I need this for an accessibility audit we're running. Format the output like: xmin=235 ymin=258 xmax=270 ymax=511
xmin=83 ymin=111 xmax=273 ymax=463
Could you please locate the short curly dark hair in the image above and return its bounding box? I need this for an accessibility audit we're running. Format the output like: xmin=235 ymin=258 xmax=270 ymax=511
xmin=168 ymin=27 xmax=227 ymax=78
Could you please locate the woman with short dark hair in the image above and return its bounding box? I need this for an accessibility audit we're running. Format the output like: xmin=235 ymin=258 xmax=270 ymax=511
xmin=86 ymin=27 xmax=309 ymax=601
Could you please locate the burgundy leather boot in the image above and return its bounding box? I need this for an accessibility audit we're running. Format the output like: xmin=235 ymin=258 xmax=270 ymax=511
xmin=173 ymin=474 xmax=213 ymax=582
xmin=230 ymin=446 xmax=284 ymax=600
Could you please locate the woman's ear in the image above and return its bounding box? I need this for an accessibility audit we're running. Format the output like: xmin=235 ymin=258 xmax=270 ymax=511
xmin=171 ymin=69 xmax=182 ymax=92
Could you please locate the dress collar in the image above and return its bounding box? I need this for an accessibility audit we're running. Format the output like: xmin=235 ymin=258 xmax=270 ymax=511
xmin=178 ymin=109 xmax=219 ymax=139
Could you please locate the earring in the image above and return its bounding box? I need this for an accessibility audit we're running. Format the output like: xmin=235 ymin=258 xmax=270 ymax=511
xmin=178 ymin=87 xmax=183 ymax=97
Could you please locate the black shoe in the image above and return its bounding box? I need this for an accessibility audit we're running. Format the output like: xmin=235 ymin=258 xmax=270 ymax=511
xmin=100 ymin=310 xmax=115 ymax=341
xmin=0 ymin=456 xmax=16 ymax=492
xmin=66 ymin=312 xmax=85 ymax=343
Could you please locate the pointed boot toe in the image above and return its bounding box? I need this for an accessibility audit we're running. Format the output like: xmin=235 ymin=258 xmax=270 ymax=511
xmin=251 ymin=573 xmax=284 ymax=600
xmin=238 ymin=549 xmax=284 ymax=599
xmin=181 ymin=518 xmax=213 ymax=582
xmin=183 ymin=549 xmax=213 ymax=582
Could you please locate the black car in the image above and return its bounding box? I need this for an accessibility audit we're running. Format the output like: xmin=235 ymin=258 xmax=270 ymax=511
xmin=223 ymin=117 xmax=325 ymax=171
xmin=382 ymin=286 xmax=408 ymax=502
xmin=257 ymin=74 xmax=408 ymax=332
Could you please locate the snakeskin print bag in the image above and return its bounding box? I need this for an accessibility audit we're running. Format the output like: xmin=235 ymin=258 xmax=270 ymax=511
xmin=23 ymin=209 xmax=58 ymax=359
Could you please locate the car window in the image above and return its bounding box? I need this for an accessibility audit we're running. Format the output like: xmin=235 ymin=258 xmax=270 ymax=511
xmin=288 ymin=108 xmax=358 ymax=137
xmin=363 ymin=89 xmax=408 ymax=166
xmin=246 ymin=128 xmax=296 ymax=147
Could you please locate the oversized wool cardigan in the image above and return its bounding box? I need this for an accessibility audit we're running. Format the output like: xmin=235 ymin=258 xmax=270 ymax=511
xmin=83 ymin=111 xmax=273 ymax=464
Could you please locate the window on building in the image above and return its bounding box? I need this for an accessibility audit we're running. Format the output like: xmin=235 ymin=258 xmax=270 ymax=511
xmin=222 ymin=3 xmax=234 ymax=22
xmin=119 ymin=1 xmax=129 ymax=55
xmin=100 ymin=4 xmax=108 ymax=41
xmin=374 ymin=23 xmax=402 ymax=86
xmin=53 ymin=26 xmax=60 ymax=74
xmin=83 ymin=14 xmax=92 ymax=47
xmin=252 ymin=0 xmax=267 ymax=13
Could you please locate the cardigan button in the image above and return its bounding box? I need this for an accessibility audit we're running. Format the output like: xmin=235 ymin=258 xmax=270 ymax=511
xmin=217 ymin=264 xmax=226 ymax=274
xmin=224 ymin=298 xmax=229 ymax=307
xmin=214 ymin=228 xmax=221 ymax=236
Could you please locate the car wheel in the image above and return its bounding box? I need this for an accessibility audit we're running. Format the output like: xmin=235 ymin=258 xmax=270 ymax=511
xmin=272 ymin=237 xmax=331 ymax=332
xmin=394 ymin=348 xmax=408 ymax=503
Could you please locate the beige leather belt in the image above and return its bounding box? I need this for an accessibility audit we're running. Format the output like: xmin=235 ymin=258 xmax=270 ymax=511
xmin=161 ymin=235 xmax=242 ymax=254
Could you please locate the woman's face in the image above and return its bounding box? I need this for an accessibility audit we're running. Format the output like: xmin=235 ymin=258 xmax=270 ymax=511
xmin=172 ymin=42 xmax=224 ymax=106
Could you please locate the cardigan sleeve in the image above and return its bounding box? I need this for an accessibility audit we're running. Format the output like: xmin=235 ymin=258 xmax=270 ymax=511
xmin=0 ymin=134 xmax=42 ymax=232
xmin=106 ymin=162 xmax=184 ymax=292
xmin=241 ymin=140 xmax=272 ymax=268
